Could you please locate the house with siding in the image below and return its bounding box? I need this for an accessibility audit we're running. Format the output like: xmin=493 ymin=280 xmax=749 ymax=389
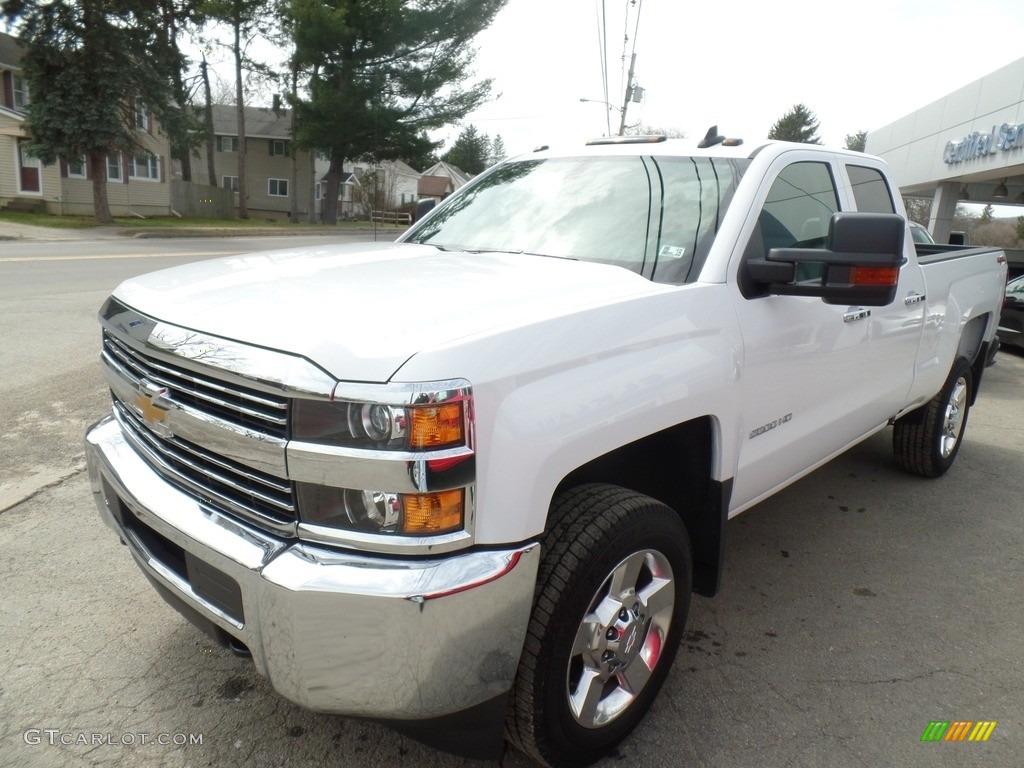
xmin=1 ymin=31 xmax=173 ymax=217
xmin=56 ymin=101 xmax=173 ymax=217
xmin=349 ymin=159 xmax=421 ymax=216
xmin=418 ymin=160 xmax=471 ymax=202
xmin=1 ymin=32 xmax=58 ymax=212
xmin=187 ymin=104 xmax=321 ymax=221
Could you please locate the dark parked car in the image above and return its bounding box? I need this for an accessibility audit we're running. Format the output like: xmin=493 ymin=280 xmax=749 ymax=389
xmin=1000 ymin=274 xmax=1024 ymax=350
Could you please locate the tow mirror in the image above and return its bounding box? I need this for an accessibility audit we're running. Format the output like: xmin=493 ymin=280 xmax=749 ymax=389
xmin=414 ymin=198 xmax=436 ymax=222
xmin=748 ymin=212 xmax=905 ymax=306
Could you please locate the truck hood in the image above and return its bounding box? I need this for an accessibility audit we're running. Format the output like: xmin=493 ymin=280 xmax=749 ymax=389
xmin=112 ymin=242 xmax=666 ymax=383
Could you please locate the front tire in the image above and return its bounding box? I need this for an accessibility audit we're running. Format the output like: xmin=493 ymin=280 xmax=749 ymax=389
xmin=506 ymin=484 xmax=692 ymax=768
xmin=893 ymin=356 xmax=973 ymax=478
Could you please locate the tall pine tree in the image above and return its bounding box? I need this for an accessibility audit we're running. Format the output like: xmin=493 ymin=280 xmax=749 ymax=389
xmin=441 ymin=125 xmax=490 ymax=175
xmin=287 ymin=0 xmax=506 ymax=224
xmin=768 ymin=104 xmax=822 ymax=145
xmin=3 ymin=0 xmax=178 ymax=222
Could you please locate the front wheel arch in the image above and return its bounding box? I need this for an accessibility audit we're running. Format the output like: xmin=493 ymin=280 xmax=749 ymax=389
xmin=506 ymin=483 xmax=693 ymax=768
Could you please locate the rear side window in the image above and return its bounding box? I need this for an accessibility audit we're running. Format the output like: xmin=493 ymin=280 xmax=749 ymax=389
xmin=846 ymin=164 xmax=895 ymax=214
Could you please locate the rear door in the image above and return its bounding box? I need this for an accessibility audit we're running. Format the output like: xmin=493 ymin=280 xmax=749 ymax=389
xmin=728 ymin=151 xmax=925 ymax=513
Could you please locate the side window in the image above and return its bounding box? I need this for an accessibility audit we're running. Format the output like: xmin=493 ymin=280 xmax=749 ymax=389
xmin=760 ymin=162 xmax=839 ymax=251
xmin=846 ymin=164 xmax=895 ymax=214
xmin=739 ymin=161 xmax=840 ymax=298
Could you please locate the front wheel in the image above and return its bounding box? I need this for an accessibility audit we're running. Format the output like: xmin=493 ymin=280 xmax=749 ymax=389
xmin=893 ymin=356 xmax=973 ymax=478
xmin=506 ymin=484 xmax=692 ymax=768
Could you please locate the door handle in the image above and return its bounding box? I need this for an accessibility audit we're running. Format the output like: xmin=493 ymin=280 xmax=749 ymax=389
xmin=904 ymin=292 xmax=926 ymax=306
xmin=843 ymin=308 xmax=871 ymax=323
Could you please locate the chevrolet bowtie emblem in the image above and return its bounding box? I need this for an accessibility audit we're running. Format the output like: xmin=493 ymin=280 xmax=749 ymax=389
xmin=135 ymin=379 xmax=172 ymax=436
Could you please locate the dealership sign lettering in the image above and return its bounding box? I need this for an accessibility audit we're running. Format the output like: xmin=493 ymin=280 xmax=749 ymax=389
xmin=944 ymin=123 xmax=1024 ymax=164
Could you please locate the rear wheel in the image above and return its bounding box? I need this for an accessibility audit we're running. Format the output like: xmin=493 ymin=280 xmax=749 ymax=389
xmin=506 ymin=484 xmax=692 ymax=768
xmin=893 ymin=356 xmax=973 ymax=478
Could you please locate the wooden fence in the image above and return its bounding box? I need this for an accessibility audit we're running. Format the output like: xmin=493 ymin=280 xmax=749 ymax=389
xmin=170 ymin=181 xmax=235 ymax=219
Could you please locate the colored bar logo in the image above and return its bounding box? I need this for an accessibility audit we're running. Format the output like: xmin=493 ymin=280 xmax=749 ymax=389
xmin=921 ymin=721 xmax=997 ymax=742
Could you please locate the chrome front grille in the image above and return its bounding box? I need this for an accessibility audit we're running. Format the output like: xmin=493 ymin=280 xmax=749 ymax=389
xmin=102 ymin=331 xmax=297 ymax=532
xmin=103 ymin=332 xmax=288 ymax=439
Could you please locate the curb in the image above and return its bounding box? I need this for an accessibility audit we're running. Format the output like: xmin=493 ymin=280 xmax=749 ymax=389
xmin=125 ymin=226 xmax=401 ymax=239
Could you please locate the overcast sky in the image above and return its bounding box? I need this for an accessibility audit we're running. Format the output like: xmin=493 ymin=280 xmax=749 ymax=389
xmin=458 ymin=0 xmax=1024 ymax=157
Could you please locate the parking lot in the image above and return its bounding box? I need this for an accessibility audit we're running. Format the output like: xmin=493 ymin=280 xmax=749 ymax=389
xmin=1 ymin=235 xmax=1021 ymax=767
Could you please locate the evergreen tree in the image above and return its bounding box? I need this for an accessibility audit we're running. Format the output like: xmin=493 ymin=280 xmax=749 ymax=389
xmin=2 ymin=0 xmax=177 ymax=222
xmin=489 ymin=134 xmax=507 ymax=165
xmin=442 ymin=125 xmax=490 ymax=175
xmin=768 ymin=104 xmax=822 ymax=144
xmin=844 ymin=130 xmax=867 ymax=152
xmin=404 ymin=139 xmax=440 ymax=174
xmin=287 ymin=0 xmax=506 ymax=224
xmin=980 ymin=203 xmax=994 ymax=223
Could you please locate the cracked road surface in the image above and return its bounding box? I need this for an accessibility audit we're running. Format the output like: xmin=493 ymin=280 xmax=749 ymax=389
xmin=1 ymin=236 xmax=1022 ymax=766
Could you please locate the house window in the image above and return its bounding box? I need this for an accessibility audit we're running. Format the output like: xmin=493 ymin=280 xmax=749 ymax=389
xmin=270 ymin=139 xmax=287 ymax=157
xmin=222 ymin=175 xmax=239 ymax=192
xmin=219 ymin=136 xmax=238 ymax=152
xmin=134 ymin=100 xmax=149 ymax=131
xmin=268 ymin=178 xmax=288 ymax=197
xmin=314 ymin=182 xmax=322 ymax=200
xmin=67 ymin=157 xmax=87 ymax=178
xmin=107 ymin=155 xmax=122 ymax=181
xmin=13 ymin=74 xmax=30 ymax=109
xmin=129 ymin=154 xmax=160 ymax=181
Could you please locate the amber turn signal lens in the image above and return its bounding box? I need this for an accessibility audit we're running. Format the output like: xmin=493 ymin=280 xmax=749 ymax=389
xmin=401 ymin=489 xmax=464 ymax=534
xmin=408 ymin=402 xmax=464 ymax=449
xmin=850 ymin=266 xmax=899 ymax=286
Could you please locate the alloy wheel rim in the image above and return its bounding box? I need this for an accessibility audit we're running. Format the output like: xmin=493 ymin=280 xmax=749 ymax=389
xmin=940 ymin=376 xmax=968 ymax=459
xmin=565 ymin=549 xmax=675 ymax=729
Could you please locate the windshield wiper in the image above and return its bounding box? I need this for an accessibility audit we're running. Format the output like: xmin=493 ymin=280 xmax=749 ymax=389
xmin=465 ymin=248 xmax=578 ymax=261
xmin=409 ymin=239 xmax=452 ymax=251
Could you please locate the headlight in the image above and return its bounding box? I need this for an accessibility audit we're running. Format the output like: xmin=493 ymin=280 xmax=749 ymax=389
xmin=292 ymin=397 xmax=466 ymax=450
xmin=291 ymin=382 xmax=474 ymax=545
xmin=297 ymin=484 xmax=465 ymax=536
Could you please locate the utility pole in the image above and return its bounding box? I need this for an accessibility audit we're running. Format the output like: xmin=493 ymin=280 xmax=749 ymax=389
xmin=617 ymin=53 xmax=636 ymax=136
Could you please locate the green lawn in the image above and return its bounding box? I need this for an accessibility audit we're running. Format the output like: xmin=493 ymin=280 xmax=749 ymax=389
xmin=0 ymin=211 xmax=376 ymax=230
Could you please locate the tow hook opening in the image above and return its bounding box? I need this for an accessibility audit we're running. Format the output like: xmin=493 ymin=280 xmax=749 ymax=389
xmin=217 ymin=629 xmax=251 ymax=658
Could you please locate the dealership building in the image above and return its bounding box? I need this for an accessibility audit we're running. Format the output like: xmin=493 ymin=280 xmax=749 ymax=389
xmin=866 ymin=56 xmax=1024 ymax=245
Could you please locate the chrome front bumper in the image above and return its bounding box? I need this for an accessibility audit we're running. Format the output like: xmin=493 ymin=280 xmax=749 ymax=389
xmin=85 ymin=414 xmax=539 ymax=720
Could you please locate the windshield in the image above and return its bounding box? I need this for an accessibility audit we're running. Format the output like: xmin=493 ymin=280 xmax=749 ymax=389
xmin=404 ymin=154 xmax=750 ymax=284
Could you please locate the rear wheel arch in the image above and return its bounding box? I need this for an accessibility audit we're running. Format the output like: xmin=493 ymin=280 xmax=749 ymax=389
xmin=956 ymin=313 xmax=992 ymax=405
xmin=893 ymin=355 xmax=973 ymax=478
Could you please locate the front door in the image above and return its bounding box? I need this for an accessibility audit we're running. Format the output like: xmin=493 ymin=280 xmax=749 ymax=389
xmin=17 ymin=140 xmax=41 ymax=193
xmin=728 ymin=153 xmax=925 ymax=513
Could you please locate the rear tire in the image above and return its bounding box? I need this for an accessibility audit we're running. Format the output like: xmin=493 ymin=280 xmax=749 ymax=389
xmin=506 ymin=484 xmax=692 ymax=768
xmin=893 ymin=356 xmax=973 ymax=478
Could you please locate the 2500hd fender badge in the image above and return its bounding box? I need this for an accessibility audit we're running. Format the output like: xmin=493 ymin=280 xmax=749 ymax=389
xmin=749 ymin=413 xmax=792 ymax=440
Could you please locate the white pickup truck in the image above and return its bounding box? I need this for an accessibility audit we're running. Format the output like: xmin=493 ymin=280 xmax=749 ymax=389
xmin=85 ymin=134 xmax=1007 ymax=767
